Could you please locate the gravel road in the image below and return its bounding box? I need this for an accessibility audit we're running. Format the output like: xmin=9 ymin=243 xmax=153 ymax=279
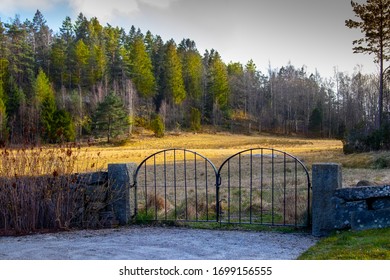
xmin=0 ymin=226 xmax=318 ymax=260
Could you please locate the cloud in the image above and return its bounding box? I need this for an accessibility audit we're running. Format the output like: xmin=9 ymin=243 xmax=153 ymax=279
xmin=0 ymin=0 xmax=180 ymax=24
xmin=139 ymin=0 xmax=180 ymax=9
xmin=68 ymin=0 xmax=137 ymax=22
xmin=0 ymin=0 xmax=63 ymax=13
xmin=67 ymin=0 xmax=180 ymax=23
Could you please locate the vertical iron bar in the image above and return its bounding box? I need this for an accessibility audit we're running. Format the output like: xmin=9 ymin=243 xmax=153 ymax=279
xmin=260 ymin=148 xmax=263 ymax=224
xmin=174 ymin=150 xmax=177 ymax=219
xmin=307 ymin=172 xmax=311 ymax=227
xmin=239 ymin=153 xmax=242 ymax=223
xmin=134 ymin=173 xmax=138 ymax=218
xmin=272 ymin=149 xmax=275 ymax=225
xmin=154 ymin=155 xmax=157 ymax=220
xmin=164 ymin=150 xmax=167 ymax=220
xmin=195 ymin=154 xmax=198 ymax=221
xmin=216 ymin=167 xmax=220 ymax=223
xmin=184 ymin=151 xmax=188 ymax=220
xmin=295 ymin=160 xmax=298 ymax=227
xmin=205 ymin=160 xmax=209 ymax=220
xmin=228 ymin=160 xmax=231 ymax=223
xmin=283 ymin=153 xmax=287 ymax=225
xmin=250 ymin=150 xmax=253 ymax=223
xmin=144 ymin=162 xmax=148 ymax=216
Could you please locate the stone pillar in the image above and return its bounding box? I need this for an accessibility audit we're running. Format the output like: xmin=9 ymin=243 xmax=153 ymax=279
xmin=108 ymin=163 xmax=137 ymax=225
xmin=312 ymin=163 xmax=342 ymax=237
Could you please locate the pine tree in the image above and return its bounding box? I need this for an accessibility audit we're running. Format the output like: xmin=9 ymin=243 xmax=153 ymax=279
xmin=0 ymin=77 xmax=7 ymax=144
xmin=104 ymin=25 xmax=122 ymax=80
xmin=32 ymin=10 xmax=52 ymax=73
xmin=179 ymin=39 xmax=203 ymax=102
xmin=92 ymin=93 xmax=129 ymax=143
xmin=74 ymin=39 xmax=90 ymax=138
xmin=128 ymin=36 xmax=156 ymax=97
xmin=50 ymin=37 xmax=66 ymax=87
xmin=208 ymin=52 xmax=230 ymax=124
xmin=0 ymin=21 xmax=8 ymax=143
xmin=5 ymin=16 xmax=34 ymax=91
xmin=33 ymin=68 xmax=56 ymax=142
xmin=53 ymin=109 xmax=76 ymax=142
xmin=346 ymin=0 xmax=390 ymax=129
xmin=164 ymin=40 xmax=186 ymax=104
xmin=308 ymin=107 xmax=323 ymax=137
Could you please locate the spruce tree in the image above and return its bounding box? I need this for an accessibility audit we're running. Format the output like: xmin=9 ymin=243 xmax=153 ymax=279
xmin=208 ymin=52 xmax=230 ymax=124
xmin=92 ymin=93 xmax=129 ymax=143
xmin=164 ymin=40 xmax=186 ymax=104
xmin=34 ymin=69 xmax=56 ymax=142
xmin=129 ymin=36 xmax=156 ymax=97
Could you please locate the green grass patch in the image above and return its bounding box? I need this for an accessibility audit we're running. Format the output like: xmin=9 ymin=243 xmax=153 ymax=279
xmin=298 ymin=228 xmax=390 ymax=260
xmin=167 ymin=221 xmax=307 ymax=233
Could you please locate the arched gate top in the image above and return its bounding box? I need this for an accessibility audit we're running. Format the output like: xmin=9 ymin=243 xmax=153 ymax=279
xmin=133 ymin=148 xmax=219 ymax=184
xmin=217 ymin=147 xmax=311 ymax=188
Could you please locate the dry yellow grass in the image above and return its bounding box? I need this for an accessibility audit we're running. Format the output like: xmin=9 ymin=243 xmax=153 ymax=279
xmin=3 ymin=132 xmax=388 ymax=186
xmin=82 ymin=132 xmax=342 ymax=167
xmin=97 ymin=132 xmax=389 ymax=187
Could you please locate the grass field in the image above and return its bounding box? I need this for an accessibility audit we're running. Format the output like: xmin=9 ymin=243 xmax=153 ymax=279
xmin=68 ymin=131 xmax=390 ymax=186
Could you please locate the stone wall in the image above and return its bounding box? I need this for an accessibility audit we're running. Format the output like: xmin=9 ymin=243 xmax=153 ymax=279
xmin=334 ymin=185 xmax=390 ymax=231
xmin=73 ymin=163 xmax=136 ymax=227
xmin=312 ymin=163 xmax=390 ymax=236
xmin=0 ymin=163 xmax=136 ymax=232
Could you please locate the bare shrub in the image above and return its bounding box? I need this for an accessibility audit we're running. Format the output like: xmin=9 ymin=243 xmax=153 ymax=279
xmin=0 ymin=144 xmax=111 ymax=235
xmin=146 ymin=194 xmax=173 ymax=213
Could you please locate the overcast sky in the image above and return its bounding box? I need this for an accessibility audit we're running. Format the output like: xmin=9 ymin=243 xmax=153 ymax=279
xmin=0 ymin=0 xmax=378 ymax=78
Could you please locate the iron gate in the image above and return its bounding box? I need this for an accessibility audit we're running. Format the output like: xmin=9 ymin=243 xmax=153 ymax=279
xmin=132 ymin=149 xmax=219 ymax=222
xmin=132 ymin=148 xmax=311 ymax=227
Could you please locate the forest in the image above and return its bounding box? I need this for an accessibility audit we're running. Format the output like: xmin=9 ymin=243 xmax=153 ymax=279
xmin=0 ymin=10 xmax=387 ymax=146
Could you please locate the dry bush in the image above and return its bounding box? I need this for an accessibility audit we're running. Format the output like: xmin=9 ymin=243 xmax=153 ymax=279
xmin=174 ymin=192 xmax=217 ymax=221
xmin=145 ymin=194 xmax=173 ymax=213
xmin=276 ymin=189 xmax=309 ymax=226
xmin=0 ymin=145 xmax=111 ymax=235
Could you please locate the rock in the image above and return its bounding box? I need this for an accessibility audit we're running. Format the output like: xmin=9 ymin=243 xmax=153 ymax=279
xmin=371 ymin=198 xmax=390 ymax=210
xmin=351 ymin=208 xmax=390 ymax=230
xmin=356 ymin=180 xmax=374 ymax=187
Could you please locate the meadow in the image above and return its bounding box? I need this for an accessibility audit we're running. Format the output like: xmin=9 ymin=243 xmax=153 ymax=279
xmin=75 ymin=131 xmax=390 ymax=187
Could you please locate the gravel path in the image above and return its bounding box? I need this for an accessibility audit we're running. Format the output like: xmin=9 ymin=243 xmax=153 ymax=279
xmin=0 ymin=226 xmax=318 ymax=260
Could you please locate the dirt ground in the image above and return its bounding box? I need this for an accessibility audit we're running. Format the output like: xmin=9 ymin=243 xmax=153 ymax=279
xmin=0 ymin=226 xmax=318 ymax=260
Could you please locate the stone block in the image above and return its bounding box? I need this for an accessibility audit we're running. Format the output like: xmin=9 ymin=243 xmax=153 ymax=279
xmin=351 ymin=209 xmax=390 ymax=230
xmin=312 ymin=163 xmax=342 ymax=237
xmin=371 ymin=198 xmax=390 ymax=210
xmin=333 ymin=199 xmax=368 ymax=229
xmin=335 ymin=185 xmax=390 ymax=200
xmin=108 ymin=163 xmax=137 ymax=225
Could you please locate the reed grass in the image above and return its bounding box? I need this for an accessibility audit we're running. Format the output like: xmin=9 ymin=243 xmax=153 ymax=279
xmin=0 ymin=144 xmax=110 ymax=235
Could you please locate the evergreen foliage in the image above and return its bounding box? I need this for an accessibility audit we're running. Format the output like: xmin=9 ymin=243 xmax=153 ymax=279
xmin=128 ymin=36 xmax=156 ymax=97
xmin=150 ymin=114 xmax=165 ymax=137
xmin=164 ymin=40 xmax=186 ymax=104
xmin=190 ymin=107 xmax=201 ymax=132
xmin=308 ymin=107 xmax=322 ymax=137
xmin=34 ymin=69 xmax=56 ymax=142
xmin=92 ymin=93 xmax=129 ymax=143
xmin=0 ymin=9 xmax=387 ymax=144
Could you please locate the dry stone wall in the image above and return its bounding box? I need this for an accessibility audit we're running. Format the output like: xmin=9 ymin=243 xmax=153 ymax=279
xmin=312 ymin=163 xmax=390 ymax=236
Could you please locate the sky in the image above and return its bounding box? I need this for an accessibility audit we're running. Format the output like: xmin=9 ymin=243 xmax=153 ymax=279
xmin=0 ymin=0 xmax=378 ymax=78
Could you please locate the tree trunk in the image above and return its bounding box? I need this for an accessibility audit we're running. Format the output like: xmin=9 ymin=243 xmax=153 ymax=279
xmin=378 ymin=51 xmax=384 ymax=129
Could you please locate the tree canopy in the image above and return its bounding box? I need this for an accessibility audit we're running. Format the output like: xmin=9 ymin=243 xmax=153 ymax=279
xmin=0 ymin=8 xmax=387 ymax=147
